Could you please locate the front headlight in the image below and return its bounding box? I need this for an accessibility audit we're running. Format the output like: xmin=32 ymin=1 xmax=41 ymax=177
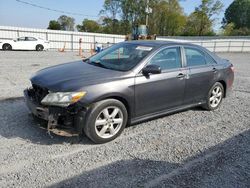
xmin=41 ymin=91 xmax=86 ymax=107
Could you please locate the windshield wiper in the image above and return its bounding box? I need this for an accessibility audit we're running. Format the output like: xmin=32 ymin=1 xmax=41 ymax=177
xmin=88 ymin=60 xmax=109 ymax=69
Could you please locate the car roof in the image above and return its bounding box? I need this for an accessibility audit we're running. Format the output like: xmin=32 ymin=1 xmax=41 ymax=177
xmin=123 ymin=40 xmax=201 ymax=48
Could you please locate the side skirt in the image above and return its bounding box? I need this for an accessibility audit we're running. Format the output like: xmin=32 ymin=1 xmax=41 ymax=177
xmin=130 ymin=102 xmax=205 ymax=125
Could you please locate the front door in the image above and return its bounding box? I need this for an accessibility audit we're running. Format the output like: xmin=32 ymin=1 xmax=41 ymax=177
xmin=12 ymin=37 xmax=26 ymax=49
xmin=135 ymin=47 xmax=187 ymax=117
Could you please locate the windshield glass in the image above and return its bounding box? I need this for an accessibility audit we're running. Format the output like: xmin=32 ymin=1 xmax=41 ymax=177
xmin=87 ymin=43 xmax=154 ymax=71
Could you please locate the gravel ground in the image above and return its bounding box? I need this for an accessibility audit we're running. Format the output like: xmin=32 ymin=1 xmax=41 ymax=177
xmin=0 ymin=51 xmax=249 ymax=188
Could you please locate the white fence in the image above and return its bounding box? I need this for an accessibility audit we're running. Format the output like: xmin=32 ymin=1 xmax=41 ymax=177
xmin=0 ymin=25 xmax=250 ymax=52
xmin=156 ymin=37 xmax=250 ymax=52
xmin=0 ymin=26 xmax=125 ymax=51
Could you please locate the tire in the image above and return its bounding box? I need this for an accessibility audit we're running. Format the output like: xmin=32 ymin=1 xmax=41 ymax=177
xmin=202 ymin=82 xmax=224 ymax=111
xmin=36 ymin=44 xmax=44 ymax=51
xmin=83 ymin=99 xmax=128 ymax=144
xmin=2 ymin=43 xmax=12 ymax=51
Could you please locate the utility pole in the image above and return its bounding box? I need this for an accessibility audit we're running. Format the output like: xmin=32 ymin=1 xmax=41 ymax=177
xmin=146 ymin=0 xmax=149 ymax=26
xmin=145 ymin=0 xmax=152 ymax=26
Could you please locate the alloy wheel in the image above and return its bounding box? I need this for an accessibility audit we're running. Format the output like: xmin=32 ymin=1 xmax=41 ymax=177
xmin=94 ymin=106 xmax=123 ymax=139
xmin=209 ymin=86 xmax=223 ymax=108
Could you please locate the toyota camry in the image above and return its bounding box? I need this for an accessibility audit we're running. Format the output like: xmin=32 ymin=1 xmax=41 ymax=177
xmin=24 ymin=41 xmax=234 ymax=143
xmin=0 ymin=36 xmax=49 ymax=51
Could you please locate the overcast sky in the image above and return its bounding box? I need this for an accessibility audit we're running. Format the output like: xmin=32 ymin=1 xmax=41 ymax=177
xmin=0 ymin=0 xmax=234 ymax=31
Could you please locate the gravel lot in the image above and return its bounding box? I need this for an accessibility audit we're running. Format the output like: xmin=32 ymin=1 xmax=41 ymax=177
xmin=0 ymin=51 xmax=249 ymax=188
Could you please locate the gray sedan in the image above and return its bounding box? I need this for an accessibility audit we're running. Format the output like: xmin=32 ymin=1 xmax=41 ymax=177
xmin=24 ymin=41 xmax=234 ymax=143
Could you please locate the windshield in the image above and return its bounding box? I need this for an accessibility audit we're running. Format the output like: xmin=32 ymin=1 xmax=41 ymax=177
xmin=87 ymin=43 xmax=154 ymax=71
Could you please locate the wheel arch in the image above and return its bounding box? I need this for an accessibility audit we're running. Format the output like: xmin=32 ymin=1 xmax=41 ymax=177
xmin=217 ymin=80 xmax=227 ymax=97
xmin=90 ymin=94 xmax=132 ymax=125
xmin=102 ymin=96 xmax=131 ymax=122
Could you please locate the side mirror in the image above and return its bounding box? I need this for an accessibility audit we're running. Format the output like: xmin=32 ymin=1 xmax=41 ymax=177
xmin=142 ymin=64 xmax=161 ymax=75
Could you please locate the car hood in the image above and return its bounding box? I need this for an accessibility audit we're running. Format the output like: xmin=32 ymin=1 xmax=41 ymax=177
xmin=31 ymin=61 xmax=128 ymax=92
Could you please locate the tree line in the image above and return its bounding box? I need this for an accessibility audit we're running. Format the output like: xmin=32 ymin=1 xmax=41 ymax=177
xmin=47 ymin=0 xmax=250 ymax=36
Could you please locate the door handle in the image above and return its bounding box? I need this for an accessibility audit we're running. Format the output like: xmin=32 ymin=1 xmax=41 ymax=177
xmin=177 ymin=73 xmax=185 ymax=79
xmin=212 ymin=67 xmax=217 ymax=73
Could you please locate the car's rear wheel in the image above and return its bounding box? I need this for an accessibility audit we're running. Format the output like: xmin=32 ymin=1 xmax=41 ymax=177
xmin=202 ymin=82 xmax=224 ymax=111
xmin=2 ymin=43 xmax=12 ymax=51
xmin=36 ymin=44 xmax=44 ymax=51
xmin=83 ymin=99 xmax=128 ymax=144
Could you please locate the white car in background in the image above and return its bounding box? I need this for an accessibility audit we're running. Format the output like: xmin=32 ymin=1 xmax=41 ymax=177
xmin=0 ymin=37 xmax=49 ymax=51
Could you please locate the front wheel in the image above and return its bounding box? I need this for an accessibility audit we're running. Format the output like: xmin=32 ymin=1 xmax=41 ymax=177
xmin=202 ymin=82 xmax=224 ymax=111
xmin=83 ymin=99 xmax=128 ymax=144
xmin=2 ymin=43 xmax=12 ymax=50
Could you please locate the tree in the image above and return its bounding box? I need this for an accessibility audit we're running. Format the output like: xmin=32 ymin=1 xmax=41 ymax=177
xmin=222 ymin=22 xmax=250 ymax=36
xmin=223 ymin=0 xmax=250 ymax=30
xmin=118 ymin=0 xmax=187 ymax=36
xmin=100 ymin=0 xmax=121 ymax=19
xmin=149 ymin=0 xmax=186 ymax=36
xmin=184 ymin=0 xmax=223 ymax=36
xmin=101 ymin=17 xmax=121 ymax=34
xmin=76 ymin=19 xmax=101 ymax=33
xmin=47 ymin=20 xmax=61 ymax=30
xmin=100 ymin=0 xmax=122 ymax=34
xmin=184 ymin=12 xmax=214 ymax=36
xmin=119 ymin=0 xmax=147 ymax=34
xmin=222 ymin=22 xmax=235 ymax=35
xmin=57 ymin=15 xmax=75 ymax=31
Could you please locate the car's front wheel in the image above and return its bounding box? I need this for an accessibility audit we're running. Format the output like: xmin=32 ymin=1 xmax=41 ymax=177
xmin=2 ymin=43 xmax=12 ymax=51
xmin=83 ymin=99 xmax=128 ymax=144
xmin=203 ymin=82 xmax=224 ymax=111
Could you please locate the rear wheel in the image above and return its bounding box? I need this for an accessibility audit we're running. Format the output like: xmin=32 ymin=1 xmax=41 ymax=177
xmin=36 ymin=44 xmax=44 ymax=51
xmin=2 ymin=43 xmax=12 ymax=51
xmin=83 ymin=99 xmax=128 ymax=144
xmin=202 ymin=82 xmax=224 ymax=111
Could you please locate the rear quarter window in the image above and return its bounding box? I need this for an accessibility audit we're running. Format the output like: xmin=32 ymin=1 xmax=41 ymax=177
xmin=205 ymin=53 xmax=217 ymax=65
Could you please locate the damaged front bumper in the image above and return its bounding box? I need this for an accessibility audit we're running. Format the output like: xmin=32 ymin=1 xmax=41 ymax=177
xmin=24 ymin=88 xmax=86 ymax=137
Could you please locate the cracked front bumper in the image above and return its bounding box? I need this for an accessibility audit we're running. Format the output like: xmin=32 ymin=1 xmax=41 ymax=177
xmin=24 ymin=89 xmax=86 ymax=136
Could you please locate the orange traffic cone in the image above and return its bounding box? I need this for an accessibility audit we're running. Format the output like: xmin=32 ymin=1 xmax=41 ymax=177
xmin=58 ymin=42 xmax=66 ymax=52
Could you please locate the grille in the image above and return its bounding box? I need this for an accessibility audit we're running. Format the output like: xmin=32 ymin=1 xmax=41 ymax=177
xmin=31 ymin=84 xmax=49 ymax=104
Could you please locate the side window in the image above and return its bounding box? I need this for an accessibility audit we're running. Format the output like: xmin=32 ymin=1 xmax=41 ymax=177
xmin=27 ymin=37 xmax=37 ymax=41
xmin=149 ymin=47 xmax=182 ymax=70
xmin=185 ymin=47 xmax=206 ymax=67
xmin=205 ymin=53 xmax=217 ymax=65
xmin=17 ymin=37 xmax=25 ymax=41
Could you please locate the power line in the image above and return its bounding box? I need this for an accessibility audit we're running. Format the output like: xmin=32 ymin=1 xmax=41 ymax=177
xmin=15 ymin=0 xmax=99 ymax=18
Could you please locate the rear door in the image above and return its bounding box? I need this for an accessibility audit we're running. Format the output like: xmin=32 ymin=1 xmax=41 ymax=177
xmin=135 ymin=46 xmax=187 ymax=117
xmin=183 ymin=47 xmax=216 ymax=105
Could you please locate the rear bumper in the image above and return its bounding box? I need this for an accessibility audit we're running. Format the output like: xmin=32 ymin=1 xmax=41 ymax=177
xmin=225 ymin=70 xmax=234 ymax=97
xmin=43 ymin=43 xmax=50 ymax=50
xmin=24 ymin=89 xmax=85 ymax=136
